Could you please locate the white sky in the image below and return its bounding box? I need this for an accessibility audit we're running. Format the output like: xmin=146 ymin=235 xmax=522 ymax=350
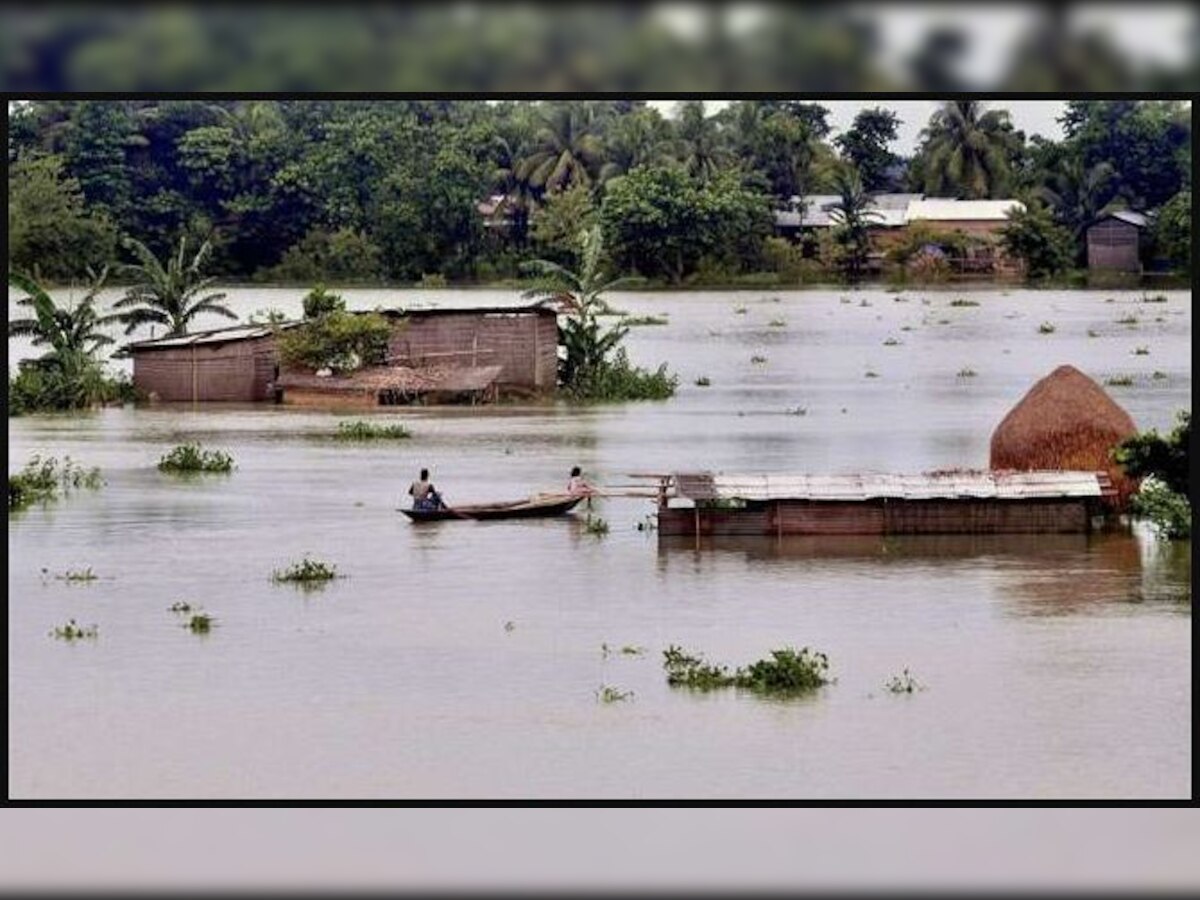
xmin=649 ymin=100 xmax=1068 ymax=155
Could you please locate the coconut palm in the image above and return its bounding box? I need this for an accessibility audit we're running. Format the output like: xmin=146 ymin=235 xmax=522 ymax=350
xmin=827 ymin=166 xmax=882 ymax=281
xmin=8 ymin=267 xmax=115 ymax=363
xmin=516 ymin=105 xmax=604 ymax=194
xmin=672 ymin=100 xmax=730 ymax=183
xmin=1038 ymin=157 xmax=1117 ymax=253
xmin=520 ymin=225 xmax=641 ymax=386
xmin=490 ymin=132 xmax=537 ymax=246
xmin=914 ymin=100 xmax=1020 ymax=199
xmin=111 ymin=235 xmax=236 ymax=336
xmin=599 ymin=110 xmax=674 ymax=183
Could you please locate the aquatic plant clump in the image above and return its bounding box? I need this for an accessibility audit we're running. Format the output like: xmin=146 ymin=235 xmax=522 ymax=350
xmin=185 ymin=612 xmax=216 ymax=634
xmin=1038 ymin=322 xmax=1056 ymax=334
xmin=50 ymin=619 xmax=98 ymax=641
xmin=584 ymin=515 xmax=610 ymax=536
xmin=595 ymin=685 xmax=634 ymax=703
xmin=157 ymin=443 xmax=235 ymax=474
xmin=334 ymin=420 xmax=412 ymax=440
xmin=9 ymin=455 xmax=103 ymax=511
xmin=662 ymin=645 xmax=832 ymax=696
xmin=272 ymin=557 xmax=340 ymax=584
xmin=949 ymin=298 xmax=980 ymax=307
xmin=621 ymin=315 xmax=669 ymax=327
xmin=885 ymin=669 xmax=925 ymax=694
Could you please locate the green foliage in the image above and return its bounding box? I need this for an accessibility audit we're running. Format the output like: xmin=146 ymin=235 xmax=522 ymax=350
xmin=530 ymin=183 xmax=598 ymax=264
xmin=762 ymin=237 xmax=824 ymax=284
xmin=1113 ymin=410 xmax=1189 ymax=497
xmin=334 ymin=420 xmax=411 ymax=441
xmin=157 ymin=443 xmax=235 ymax=474
xmin=662 ymin=645 xmax=832 ymax=695
xmin=301 ymin=285 xmax=345 ymax=319
xmin=621 ymin=315 xmax=668 ymax=327
xmin=948 ymin=298 xmax=980 ymax=307
xmin=7 ymin=154 xmax=118 ymax=280
xmin=911 ymin=100 xmax=1021 ymax=199
xmin=828 ymin=165 xmax=879 ymax=281
xmin=564 ymin=348 xmax=678 ymax=402
xmin=6 ymin=269 xmax=136 ymax=413
xmin=272 ymin=557 xmax=340 ymax=584
xmin=522 ymin=227 xmax=675 ymax=402
xmin=595 ymin=685 xmax=634 ymax=703
xmin=694 ymin=376 xmax=711 ymax=387
xmin=112 ymin=235 xmax=236 ymax=336
xmin=50 ymin=620 xmax=98 ymax=641
xmin=1152 ymin=190 xmax=1191 ymax=273
xmin=275 ymin=310 xmax=392 ymax=374
xmin=835 ymin=107 xmax=900 ymax=191
xmin=1038 ymin=322 xmax=1056 ymax=334
xmin=1129 ymin=479 xmax=1191 ymax=540
xmin=185 ymin=612 xmax=216 ymax=634
xmin=9 ymin=456 xmax=102 ymax=511
xmin=885 ymin=669 xmax=925 ymax=694
xmin=584 ymin=514 xmax=609 ymax=536
xmin=1001 ymin=204 xmax=1073 ymax=278
xmin=1061 ymin=101 xmax=1190 ymax=211
xmin=58 ymin=568 xmax=99 ymax=583
xmin=1105 ymin=375 xmax=1134 ymax=387
xmin=600 ymin=165 xmax=772 ymax=283
xmin=268 ymin=228 xmax=384 ymax=284
xmin=957 ymin=368 xmax=977 ymax=378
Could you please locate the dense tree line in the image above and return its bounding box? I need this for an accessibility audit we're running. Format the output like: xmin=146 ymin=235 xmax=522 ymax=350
xmin=7 ymin=99 xmax=1192 ymax=285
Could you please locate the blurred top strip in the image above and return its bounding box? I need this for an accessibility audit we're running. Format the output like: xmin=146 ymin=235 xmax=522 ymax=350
xmin=0 ymin=3 xmax=1196 ymax=94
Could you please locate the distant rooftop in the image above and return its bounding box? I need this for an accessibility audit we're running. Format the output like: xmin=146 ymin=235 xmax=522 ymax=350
xmin=673 ymin=470 xmax=1111 ymax=502
xmin=775 ymin=194 xmax=1025 ymax=229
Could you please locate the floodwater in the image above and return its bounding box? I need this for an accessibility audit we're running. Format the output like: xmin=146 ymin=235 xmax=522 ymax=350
xmin=7 ymin=286 xmax=1192 ymax=798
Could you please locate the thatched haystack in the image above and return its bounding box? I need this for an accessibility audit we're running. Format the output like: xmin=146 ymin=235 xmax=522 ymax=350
xmin=990 ymin=365 xmax=1138 ymax=509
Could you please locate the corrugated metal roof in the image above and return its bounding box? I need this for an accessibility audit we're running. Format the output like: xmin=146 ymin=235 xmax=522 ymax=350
xmin=1103 ymin=210 xmax=1150 ymax=228
xmin=906 ymin=199 xmax=1024 ymax=221
xmin=776 ymin=195 xmax=1024 ymax=228
xmin=673 ymin=470 xmax=1105 ymax=502
xmin=128 ymin=322 xmax=296 ymax=350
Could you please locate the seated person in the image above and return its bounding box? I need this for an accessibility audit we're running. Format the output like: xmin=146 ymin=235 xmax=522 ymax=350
xmin=408 ymin=468 xmax=445 ymax=510
xmin=566 ymin=466 xmax=596 ymax=497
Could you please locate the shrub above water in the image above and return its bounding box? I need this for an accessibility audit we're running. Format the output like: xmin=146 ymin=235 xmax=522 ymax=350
xmin=334 ymin=420 xmax=411 ymax=441
xmin=157 ymin=444 xmax=235 ymax=474
xmin=662 ymin=644 xmax=832 ymax=696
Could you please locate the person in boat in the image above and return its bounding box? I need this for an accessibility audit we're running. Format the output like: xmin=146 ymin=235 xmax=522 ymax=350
xmin=566 ymin=466 xmax=597 ymax=498
xmin=409 ymin=468 xmax=445 ymax=511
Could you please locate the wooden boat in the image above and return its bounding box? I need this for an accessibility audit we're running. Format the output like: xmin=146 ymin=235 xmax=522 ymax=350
xmin=400 ymin=493 xmax=583 ymax=522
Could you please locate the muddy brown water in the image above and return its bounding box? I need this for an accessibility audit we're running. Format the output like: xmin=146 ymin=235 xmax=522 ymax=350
xmin=7 ymin=286 xmax=1192 ymax=798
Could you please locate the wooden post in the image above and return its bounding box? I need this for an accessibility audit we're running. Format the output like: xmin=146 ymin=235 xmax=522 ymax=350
xmin=191 ymin=344 xmax=198 ymax=404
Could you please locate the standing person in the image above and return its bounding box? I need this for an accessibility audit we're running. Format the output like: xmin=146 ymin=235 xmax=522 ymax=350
xmin=409 ymin=468 xmax=444 ymax=510
xmin=566 ymin=466 xmax=596 ymax=498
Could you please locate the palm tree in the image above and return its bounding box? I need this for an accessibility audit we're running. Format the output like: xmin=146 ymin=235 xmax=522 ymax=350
xmin=8 ymin=267 xmax=115 ymax=363
xmin=599 ymin=110 xmax=673 ymax=183
xmin=672 ymin=100 xmax=729 ymax=183
xmin=1038 ymin=157 xmax=1117 ymax=256
xmin=516 ymin=105 xmax=604 ymax=194
xmin=520 ymin=226 xmax=641 ymax=386
xmin=111 ymin=236 xmax=236 ymax=336
xmin=490 ymin=132 xmax=537 ymax=246
xmin=914 ymin=100 xmax=1019 ymax=199
xmin=8 ymin=267 xmax=118 ymax=409
xmin=828 ymin=166 xmax=882 ymax=281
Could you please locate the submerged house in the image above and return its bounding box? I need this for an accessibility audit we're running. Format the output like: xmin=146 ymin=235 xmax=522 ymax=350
xmin=653 ymin=470 xmax=1116 ymax=537
xmin=128 ymin=301 xmax=559 ymax=405
xmin=1086 ymin=210 xmax=1150 ymax=273
xmin=126 ymin=324 xmax=283 ymax=403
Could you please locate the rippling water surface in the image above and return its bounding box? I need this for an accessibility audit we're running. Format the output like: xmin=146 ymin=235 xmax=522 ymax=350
xmin=8 ymin=286 xmax=1191 ymax=797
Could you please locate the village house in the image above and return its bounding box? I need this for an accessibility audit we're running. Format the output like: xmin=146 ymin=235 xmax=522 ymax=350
xmin=1086 ymin=210 xmax=1151 ymax=273
xmin=773 ymin=194 xmax=1025 ymax=274
xmin=127 ymin=301 xmax=559 ymax=406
